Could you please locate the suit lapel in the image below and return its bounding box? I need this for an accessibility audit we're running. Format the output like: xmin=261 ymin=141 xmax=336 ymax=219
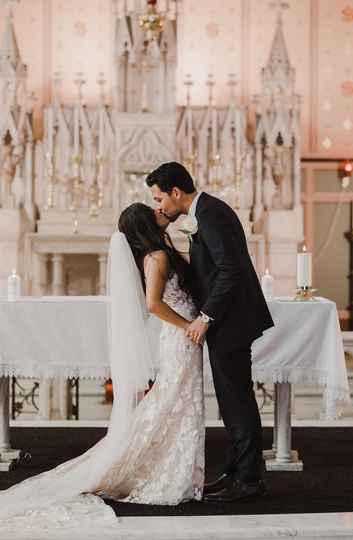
xmin=190 ymin=192 xmax=209 ymax=261
xmin=195 ymin=191 xmax=208 ymax=219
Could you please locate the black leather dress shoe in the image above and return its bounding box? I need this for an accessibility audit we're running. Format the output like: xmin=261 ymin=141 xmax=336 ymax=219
xmin=203 ymin=473 xmax=231 ymax=495
xmin=203 ymin=479 xmax=266 ymax=503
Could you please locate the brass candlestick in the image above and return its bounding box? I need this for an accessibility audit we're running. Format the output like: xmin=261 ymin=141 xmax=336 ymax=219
xmin=294 ymin=286 xmax=318 ymax=301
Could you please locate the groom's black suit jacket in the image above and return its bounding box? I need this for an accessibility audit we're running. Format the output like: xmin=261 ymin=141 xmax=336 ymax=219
xmin=189 ymin=192 xmax=274 ymax=351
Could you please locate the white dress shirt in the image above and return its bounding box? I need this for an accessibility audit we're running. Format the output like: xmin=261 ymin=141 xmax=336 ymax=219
xmin=188 ymin=191 xmax=202 ymax=217
xmin=187 ymin=191 xmax=214 ymax=323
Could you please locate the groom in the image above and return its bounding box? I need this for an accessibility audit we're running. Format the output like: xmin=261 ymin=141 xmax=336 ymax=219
xmin=147 ymin=162 xmax=274 ymax=503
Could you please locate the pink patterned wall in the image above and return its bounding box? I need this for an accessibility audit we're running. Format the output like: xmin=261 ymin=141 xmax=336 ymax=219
xmin=177 ymin=0 xmax=242 ymax=107
xmin=0 ymin=0 xmax=352 ymax=158
xmin=316 ymin=0 xmax=353 ymax=159
xmin=51 ymin=0 xmax=114 ymax=106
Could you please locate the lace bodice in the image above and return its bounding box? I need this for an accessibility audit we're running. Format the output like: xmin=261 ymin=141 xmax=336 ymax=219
xmin=163 ymin=273 xmax=197 ymax=320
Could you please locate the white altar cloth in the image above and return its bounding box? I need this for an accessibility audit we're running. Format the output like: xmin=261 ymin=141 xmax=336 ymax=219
xmin=0 ymin=296 xmax=110 ymax=380
xmin=252 ymin=297 xmax=351 ymax=419
xmin=0 ymin=296 xmax=350 ymax=419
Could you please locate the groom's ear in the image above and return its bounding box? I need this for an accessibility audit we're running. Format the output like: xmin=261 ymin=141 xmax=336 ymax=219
xmin=171 ymin=187 xmax=182 ymax=200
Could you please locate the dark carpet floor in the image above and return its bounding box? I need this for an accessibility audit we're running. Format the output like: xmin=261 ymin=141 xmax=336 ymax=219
xmin=1 ymin=427 xmax=352 ymax=516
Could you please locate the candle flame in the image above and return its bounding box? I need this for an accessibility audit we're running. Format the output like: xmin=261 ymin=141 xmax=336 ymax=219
xmin=302 ymin=245 xmax=307 ymax=252
xmin=265 ymin=268 xmax=270 ymax=275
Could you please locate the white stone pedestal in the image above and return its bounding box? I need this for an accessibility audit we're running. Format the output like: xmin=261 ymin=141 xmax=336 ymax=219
xmin=264 ymin=382 xmax=303 ymax=471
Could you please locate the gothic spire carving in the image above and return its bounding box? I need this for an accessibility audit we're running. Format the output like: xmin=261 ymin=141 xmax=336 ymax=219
xmin=0 ymin=10 xmax=27 ymax=107
xmin=262 ymin=0 xmax=295 ymax=96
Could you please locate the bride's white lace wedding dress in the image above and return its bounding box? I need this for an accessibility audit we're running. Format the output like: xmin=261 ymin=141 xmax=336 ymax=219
xmin=0 ymin=272 xmax=205 ymax=537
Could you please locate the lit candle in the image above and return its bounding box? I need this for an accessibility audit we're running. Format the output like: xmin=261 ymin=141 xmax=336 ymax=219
xmin=261 ymin=268 xmax=274 ymax=300
xmin=297 ymin=245 xmax=312 ymax=288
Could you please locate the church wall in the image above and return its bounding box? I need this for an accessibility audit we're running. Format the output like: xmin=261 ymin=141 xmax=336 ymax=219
xmin=0 ymin=0 xmax=351 ymax=158
xmin=314 ymin=199 xmax=350 ymax=311
xmin=301 ymin=164 xmax=352 ymax=320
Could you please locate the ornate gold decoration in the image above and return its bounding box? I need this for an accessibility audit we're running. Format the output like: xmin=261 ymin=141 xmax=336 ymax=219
xmin=45 ymin=152 xmax=104 ymax=230
xmin=294 ymin=287 xmax=318 ymax=302
xmin=139 ymin=0 xmax=164 ymax=42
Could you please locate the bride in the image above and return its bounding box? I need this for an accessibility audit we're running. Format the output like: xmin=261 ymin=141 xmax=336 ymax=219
xmin=0 ymin=203 xmax=205 ymax=526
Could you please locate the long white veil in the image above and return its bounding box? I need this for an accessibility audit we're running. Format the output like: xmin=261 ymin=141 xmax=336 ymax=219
xmin=0 ymin=232 xmax=161 ymax=519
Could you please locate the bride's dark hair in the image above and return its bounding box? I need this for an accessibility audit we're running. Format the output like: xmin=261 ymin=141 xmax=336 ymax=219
xmin=118 ymin=202 xmax=193 ymax=296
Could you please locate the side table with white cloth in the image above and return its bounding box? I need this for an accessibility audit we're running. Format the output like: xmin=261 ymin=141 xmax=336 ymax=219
xmin=0 ymin=296 xmax=350 ymax=472
xmin=252 ymin=296 xmax=351 ymax=470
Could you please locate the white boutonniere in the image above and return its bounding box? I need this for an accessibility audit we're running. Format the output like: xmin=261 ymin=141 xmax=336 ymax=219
xmin=178 ymin=215 xmax=198 ymax=242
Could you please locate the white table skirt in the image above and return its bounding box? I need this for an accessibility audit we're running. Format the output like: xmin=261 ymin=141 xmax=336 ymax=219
xmin=251 ymin=297 xmax=351 ymax=419
xmin=0 ymin=295 xmax=350 ymax=419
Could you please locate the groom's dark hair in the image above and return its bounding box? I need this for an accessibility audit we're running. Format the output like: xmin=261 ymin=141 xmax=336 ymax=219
xmin=146 ymin=161 xmax=196 ymax=194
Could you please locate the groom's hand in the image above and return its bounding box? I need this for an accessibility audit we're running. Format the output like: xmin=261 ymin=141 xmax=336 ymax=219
xmin=186 ymin=317 xmax=209 ymax=345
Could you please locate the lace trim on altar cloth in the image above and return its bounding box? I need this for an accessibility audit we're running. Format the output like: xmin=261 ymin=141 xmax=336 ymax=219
xmin=252 ymin=367 xmax=352 ymax=420
xmin=0 ymin=364 xmax=110 ymax=379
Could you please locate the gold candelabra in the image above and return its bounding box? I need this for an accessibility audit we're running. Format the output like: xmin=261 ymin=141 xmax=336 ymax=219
xmin=183 ymin=152 xmax=197 ymax=181
xmin=294 ymin=286 xmax=318 ymax=301
xmin=45 ymin=152 xmax=104 ymax=234
xmin=208 ymin=154 xmax=222 ymax=190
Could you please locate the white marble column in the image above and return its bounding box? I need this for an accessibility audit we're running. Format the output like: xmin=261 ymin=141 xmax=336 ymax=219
xmin=276 ymin=382 xmax=292 ymax=463
xmin=273 ymin=383 xmax=278 ymax=452
xmin=0 ymin=377 xmax=21 ymax=471
xmin=38 ymin=378 xmax=52 ymax=420
xmin=263 ymin=383 xmax=278 ymax=461
xmin=33 ymin=252 xmax=49 ymax=296
xmin=52 ymin=254 xmax=65 ymax=295
xmin=265 ymin=382 xmax=303 ymax=471
xmin=0 ymin=377 xmax=10 ymax=452
xmin=59 ymin=379 xmax=72 ymax=420
xmin=98 ymin=254 xmax=108 ymax=295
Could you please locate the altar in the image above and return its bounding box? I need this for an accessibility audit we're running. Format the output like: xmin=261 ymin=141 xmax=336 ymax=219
xmin=0 ymin=296 xmax=350 ymax=472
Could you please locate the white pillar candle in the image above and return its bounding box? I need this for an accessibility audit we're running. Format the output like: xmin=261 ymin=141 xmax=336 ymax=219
xmin=297 ymin=245 xmax=312 ymax=288
xmin=7 ymin=269 xmax=21 ymax=301
xmin=261 ymin=268 xmax=274 ymax=300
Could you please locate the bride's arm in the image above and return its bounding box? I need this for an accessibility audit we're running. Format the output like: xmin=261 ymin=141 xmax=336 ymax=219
xmin=144 ymin=251 xmax=190 ymax=331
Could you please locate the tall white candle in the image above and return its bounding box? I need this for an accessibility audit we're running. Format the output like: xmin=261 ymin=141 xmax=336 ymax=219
xmin=261 ymin=268 xmax=274 ymax=300
xmin=297 ymin=245 xmax=312 ymax=288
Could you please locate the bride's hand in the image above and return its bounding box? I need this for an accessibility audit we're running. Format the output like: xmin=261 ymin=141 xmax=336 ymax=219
xmin=184 ymin=321 xmax=205 ymax=346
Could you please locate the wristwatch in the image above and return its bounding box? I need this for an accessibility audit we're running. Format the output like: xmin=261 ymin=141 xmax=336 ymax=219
xmin=200 ymin=312 xmax=213 ymax=324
